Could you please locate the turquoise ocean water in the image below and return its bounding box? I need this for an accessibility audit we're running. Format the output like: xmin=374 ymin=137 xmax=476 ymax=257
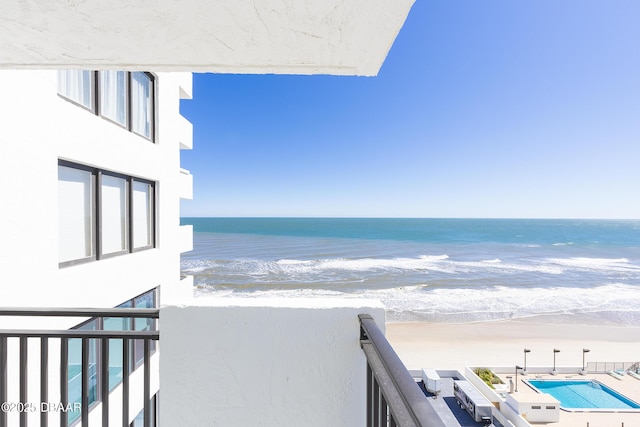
xmin=180 ymin=218 xmax=640 ymax=325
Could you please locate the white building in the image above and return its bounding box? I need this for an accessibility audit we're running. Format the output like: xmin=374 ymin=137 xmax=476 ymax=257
xmin=0 ymin=69 xmax=192 ymax=426
xmin=0 ymin=1 xmax=422 ymax=426
xmin=503 ymin=393 xmax=560 ymax=424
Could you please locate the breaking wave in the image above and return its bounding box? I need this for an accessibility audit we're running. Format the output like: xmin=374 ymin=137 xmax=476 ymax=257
xmin=182 ymin=254 xmax=574 ymax=278
xmin=193 ymin=283 xmax=640 ymax=325
xmin=181 ymin=219 xmax=640 ymax=326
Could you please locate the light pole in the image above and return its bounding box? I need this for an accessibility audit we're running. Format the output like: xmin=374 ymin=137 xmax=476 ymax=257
xmin=523 ymin=348 xmax=531 ymax=375
xmin=581 ymin=348 xmax=590 ymax=375
xmin=552 ymin=349 xmax=560 ymax=375
xmin=515 ymin=365 xmax=523 ymax=392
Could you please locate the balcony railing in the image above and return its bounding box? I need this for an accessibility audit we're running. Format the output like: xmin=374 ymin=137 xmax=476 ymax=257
xmin=359 ymin=314 xmax=445 ymax=427
xmin=0 ymin=307 xmax=159 ymax=427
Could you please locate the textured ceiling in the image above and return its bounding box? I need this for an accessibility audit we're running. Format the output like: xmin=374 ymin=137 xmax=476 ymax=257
xmin=0 ymin=0 xmax=414 ymax=76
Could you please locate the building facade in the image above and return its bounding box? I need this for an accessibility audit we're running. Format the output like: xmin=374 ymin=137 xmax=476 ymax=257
xmin=0 ymin=70 xmax=193 ymax=425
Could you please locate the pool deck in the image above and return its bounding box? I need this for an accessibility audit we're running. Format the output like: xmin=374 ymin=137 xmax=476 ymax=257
xmin=494 ymin=371 xmax=640 ymax=427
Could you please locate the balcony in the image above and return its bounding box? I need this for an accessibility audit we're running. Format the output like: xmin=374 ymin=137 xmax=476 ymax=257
xmin=0 ymin=301 xmax=445 ymax=426
xmin=178 ymin=224 xmax=193 ymax=254
xmin=178 ymin=168 xmax=193 ymax=200
xmin=177 ymin=115 xmax=193 ymax=150
xmin=0 ymin=307 xmax=159 ymax=427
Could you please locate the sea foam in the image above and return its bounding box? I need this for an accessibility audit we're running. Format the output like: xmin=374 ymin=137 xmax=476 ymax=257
xmin=182 ymin=218 xmax=640 ymax=326
xmin=193 ymin=282 xmax=640 ymax=325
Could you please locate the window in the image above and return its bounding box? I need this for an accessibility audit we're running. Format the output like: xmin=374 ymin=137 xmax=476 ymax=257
xmin=69 ymin=288 xmax=158 ymax=425
xmin=131 ymin=393 xmax=158 ymax=427
xmin=131 ymin=72 xmax=154 ymax=139
xmin=58 ymin=161 xmax=155 ymax=267
xmin=103 ymin=306 xmax=131 ymax=392
xmin=132 ymin=180 xmax=154 ymax=250
xmin=133 ymin=290 xmax=157 ymax=367
xmin=100 ymin=173 xmax=129 ymax=256
xmin=58 ymin=165 xmax=95 ymax=264
xmin=103 ymin=288 xmax=158 ymax=390
xmin=68 ymin=319 xmax=100 ymax=425
xmin=58 ymin=70 xmax=155 ymax=141
xmin=99 ymin=71 xmax=128 ymax=126
xmin=57 ymin=70 xmax=93 ymax=110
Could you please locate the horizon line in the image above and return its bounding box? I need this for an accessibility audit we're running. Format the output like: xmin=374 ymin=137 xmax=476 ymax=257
xmin=179 ymin=216 xmax=640 ymax=221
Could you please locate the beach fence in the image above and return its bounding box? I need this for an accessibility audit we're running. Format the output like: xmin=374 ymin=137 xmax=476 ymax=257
xmin=586 ymin=361 xmax=639 ymax=373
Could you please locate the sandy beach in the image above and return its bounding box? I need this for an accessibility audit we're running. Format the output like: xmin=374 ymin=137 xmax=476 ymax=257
xmin=386 ymin=320 xmax=640 ymax=426
xmin=386 ymin=320 xmax=640 ymax=372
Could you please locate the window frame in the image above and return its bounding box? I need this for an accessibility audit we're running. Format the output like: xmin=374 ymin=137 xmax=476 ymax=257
xmin=68 ymin=287 xmax=159 ymax=426
xmin=58 ymin=161 xmax=98 ymax=267
xmin=130 ymin=177 xmax=156 ymax=252
xmin=56 ymin=70 xmax=97 ymax=113
xmin=130 ymin=72 xmax=155 ymax=141
xmin=97 ymin=70 xmax=129 ymax=130
xmin=58 ymin=160 xmax=156 ymax=268
xmin=57 ymin=71 xmax=156 ymax=142
xmin=68 ymin=318 xmax=102 ymax=425
xmin=114 ymin=288 xmax=159 ymax=376
xmin=98 ymin=170 xmax=131 ymax=259
xmin=133 ymin=289 xmax=158 ymax=369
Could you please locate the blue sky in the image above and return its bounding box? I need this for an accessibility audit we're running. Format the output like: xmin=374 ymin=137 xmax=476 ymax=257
xmin=180 ymin=1 xmax=640 ymax=219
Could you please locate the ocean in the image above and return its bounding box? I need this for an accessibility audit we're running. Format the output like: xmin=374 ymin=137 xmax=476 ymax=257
xmin=180 ymin=218 xmax=640 ymax=325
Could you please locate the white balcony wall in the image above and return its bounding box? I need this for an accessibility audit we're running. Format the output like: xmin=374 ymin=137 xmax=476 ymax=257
xmin=178 ymin=274 xmax=195 ymax=300
xmin=177 ymin=115 xmax=193 ymax=150
xmin=160 ymin=298 xmax=385 ymax=427
xmin=179 ymin=168 xmax=193 ymax=200
xmin=178 ymin=225 xmax=194 ymax=254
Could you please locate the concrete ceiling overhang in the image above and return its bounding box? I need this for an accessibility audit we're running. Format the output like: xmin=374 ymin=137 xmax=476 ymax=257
xmin=0 ymin=0 xmax=414 ymax=76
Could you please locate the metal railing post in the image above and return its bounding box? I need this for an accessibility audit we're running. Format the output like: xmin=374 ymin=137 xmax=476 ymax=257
xmin=81 ymin=337 xmax=89 ymax=426
xmin=40 ymin=337 xmax=48 ymax=427
xmin=19 ymin=337 xmax=27 ymax=427
xmin=123 ymin=338 xmax=130 ymax=427
xmin=102 ymin=337 xmax=109 ymax=426
xmin=0 ymin=307 xmax=159 ymax=427
xmin=144 ymin=338 xmax=151 ymax=427
xmin=60 ymin=338 xmax=68 ymax=427
xmin=0 ymin=336 xmax=6 ymax=427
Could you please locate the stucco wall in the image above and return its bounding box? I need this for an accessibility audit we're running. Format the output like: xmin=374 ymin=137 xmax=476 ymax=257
xmin=160 ymin=298 xmax=385 ymax=427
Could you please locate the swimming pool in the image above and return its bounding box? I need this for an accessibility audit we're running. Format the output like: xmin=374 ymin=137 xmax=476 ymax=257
xmin=526 ymin=379 xmax=640 ymax=410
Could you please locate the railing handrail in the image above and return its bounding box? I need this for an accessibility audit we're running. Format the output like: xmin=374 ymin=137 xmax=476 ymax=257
xmin=359 ymin=314 xmax=446 ymax=427
xmin=0 ymin=307 xmax=159 ymax=318
xmin=586 ymin=360 xmax=640 ymax=373
xmin=0 ymin=307 xmax=159 ymax=427
xmin=0 ymin=330 xmax=159 ymax=339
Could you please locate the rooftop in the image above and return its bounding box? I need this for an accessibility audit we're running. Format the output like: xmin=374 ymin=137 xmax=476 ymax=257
xmin=494 ymin=370 xmax=640 ymax=427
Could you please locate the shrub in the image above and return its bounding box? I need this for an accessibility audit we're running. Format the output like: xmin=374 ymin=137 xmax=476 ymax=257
xmin=473 ymin=368 xmax=503 ymax=389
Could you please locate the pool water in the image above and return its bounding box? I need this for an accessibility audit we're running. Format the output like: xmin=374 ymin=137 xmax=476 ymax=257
xmin=526 ymin=379 xmax=640 ymax=410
